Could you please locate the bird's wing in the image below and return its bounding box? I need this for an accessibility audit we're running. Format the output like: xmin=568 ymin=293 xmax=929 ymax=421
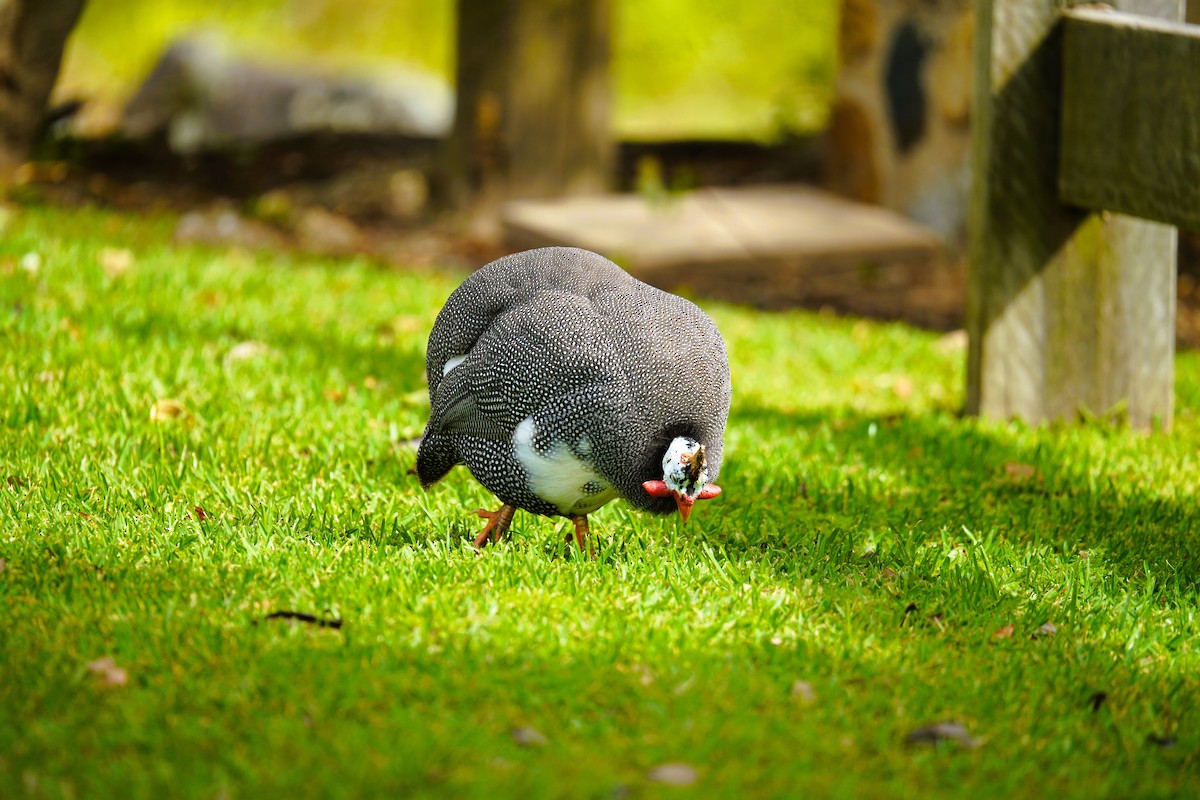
xmin=425 ymin=296 xmax=631 ymax=446
xmin=424 ymin=365 xmax=513 ymax=442
xmin=424 ymin=273 xmax=519 ymax=400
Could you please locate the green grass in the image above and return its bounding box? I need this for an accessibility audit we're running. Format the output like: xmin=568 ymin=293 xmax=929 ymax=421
xmin=2 ymin=204 xmax=1200 ymax=799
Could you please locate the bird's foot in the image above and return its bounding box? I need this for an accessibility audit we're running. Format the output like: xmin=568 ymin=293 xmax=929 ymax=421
xmin=569 ymin=516 xmax=595 ymax=561
xmin=473 ymin=504 xmax=516 ymax=550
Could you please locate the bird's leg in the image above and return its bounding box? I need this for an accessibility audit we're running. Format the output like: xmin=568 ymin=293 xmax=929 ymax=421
xmin=473 ymin=504 xmax=516 ymax=549
xmin=570 ymin=515 xmax=595 ymax=560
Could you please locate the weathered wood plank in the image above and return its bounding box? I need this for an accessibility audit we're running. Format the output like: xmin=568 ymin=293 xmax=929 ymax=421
xmin=966 ymin=0 xmax=1180 ymax=429
xmin=1060 ymin=9 xmax=1200 ymax=230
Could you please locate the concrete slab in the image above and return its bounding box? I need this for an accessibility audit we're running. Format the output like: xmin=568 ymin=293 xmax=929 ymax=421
xmin=503 ymin=185 xmax=963 ymax=328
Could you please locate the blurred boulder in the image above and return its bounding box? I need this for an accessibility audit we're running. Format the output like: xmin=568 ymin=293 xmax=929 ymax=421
xmin=244 ymin=165 xmax=430 ymax=227
xmin=295 ymin=207 xmax=362 ymax=255
xmin=294 ymin=165 xmax=429 ymax=221
xmin=175 ymin=206 xmax=286 ymax=250
xmin=122 ymin=35 xmax=452 ymax=154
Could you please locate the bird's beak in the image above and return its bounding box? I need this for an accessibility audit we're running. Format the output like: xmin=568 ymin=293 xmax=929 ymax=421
xmin=642 ymin=481 xmax=722 ymax=523
xmin=674 ymin=492 xmax=696 ymax=522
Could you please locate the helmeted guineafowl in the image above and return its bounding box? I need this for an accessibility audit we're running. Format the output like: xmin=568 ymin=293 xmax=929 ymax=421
xmin=416 ymin=246 xmax=731 ymax=558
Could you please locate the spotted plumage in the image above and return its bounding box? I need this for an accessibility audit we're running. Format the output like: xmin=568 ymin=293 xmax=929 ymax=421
xmin=416 ymin=246 xmax=731 ymax=554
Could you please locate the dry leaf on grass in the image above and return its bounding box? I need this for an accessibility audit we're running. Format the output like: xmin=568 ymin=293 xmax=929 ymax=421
xmin=647 ymin=763 xmax=698 ymax=786
xmin=150 ymin=399 xmax=185 ymax=421
xmin=1003 ymin=462 xmax=1040 ymax=483
xmin=224 ymin=340 xmax=272 ymax=365
xmin=892 ymin=375 xmax=915 ymax=399
xmin=511 ymin=726 xmax=548 ymax=747
xmin=86 ymin=657 xmax=128 ymax=687
xmin=20 ymin=252 xmax=41 ymax=274
xmin=791 ymin=680 xmax=816 ymax=703
xmin=904 ymin=721 xmax=979 ymax=748
xmin=99 ymin=247 xmax=134 ymax=278
xmin=992 ymin=624 xmax=1015 ymax=640
xmin=260 ymin=610 xmax=342 ymax=629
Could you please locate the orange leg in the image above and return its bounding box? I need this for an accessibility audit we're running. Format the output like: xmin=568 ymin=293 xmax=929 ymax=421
xmin=570 ymin=515 xmax=595 ymax=561
xmin=473 ymin=505 xmax=516 ymax=549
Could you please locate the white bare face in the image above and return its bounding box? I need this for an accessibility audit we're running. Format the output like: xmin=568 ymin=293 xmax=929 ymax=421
xmin=661 ymin=436 xmax=708 ymax=499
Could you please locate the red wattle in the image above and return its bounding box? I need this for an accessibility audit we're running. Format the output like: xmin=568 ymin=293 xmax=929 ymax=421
xmin=642 ymin=480 xmax=671 ymax=497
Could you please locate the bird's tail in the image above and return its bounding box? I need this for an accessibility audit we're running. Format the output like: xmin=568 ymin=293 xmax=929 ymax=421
xmin=415 ymin=434 xmax=459 ymax=488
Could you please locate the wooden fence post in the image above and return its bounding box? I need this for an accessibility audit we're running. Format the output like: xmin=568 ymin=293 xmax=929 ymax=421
xmin=439 ymin=0 xmax=613 ymax=213
xmin=966 ymin=0 xmax=1182 ymax=429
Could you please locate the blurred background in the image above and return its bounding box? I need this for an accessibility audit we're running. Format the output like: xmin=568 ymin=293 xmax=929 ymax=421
xmin=3 ymin=0 xmax=1199 ymax=341
xmin=58 ymin=0 xmax=836 ymax=142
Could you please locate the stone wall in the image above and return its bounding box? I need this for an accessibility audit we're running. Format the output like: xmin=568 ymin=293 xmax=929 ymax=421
xmin=827 ymin=0 xmax=974 ymax=248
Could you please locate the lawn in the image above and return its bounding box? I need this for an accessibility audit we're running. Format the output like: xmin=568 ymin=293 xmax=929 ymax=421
xmin=2 ymin=204 xmax=1199 ymax=798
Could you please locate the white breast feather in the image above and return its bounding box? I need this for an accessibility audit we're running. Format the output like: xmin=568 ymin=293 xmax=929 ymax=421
xmin=512 ymin=417 xmax=617 ymax=515
xmin=442 ymin=355 xmax=466 ymax=376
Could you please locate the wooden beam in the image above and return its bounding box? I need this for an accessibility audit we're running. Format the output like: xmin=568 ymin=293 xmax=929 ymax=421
xmin=1060 ymin=9 xmax=1200 ymax=231
xmin=967 ymin=0 xmax=1180 ymax=430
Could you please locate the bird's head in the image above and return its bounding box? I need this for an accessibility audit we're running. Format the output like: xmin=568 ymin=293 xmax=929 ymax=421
xmin=642 ymin=436 xmax=722 ymax=522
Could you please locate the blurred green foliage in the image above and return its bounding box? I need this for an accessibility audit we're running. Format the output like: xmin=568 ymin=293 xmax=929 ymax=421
xmin=615 ymin=0 xmax=837 ymax=139
xmin=60 ymin=0 xmax=837 ymax=141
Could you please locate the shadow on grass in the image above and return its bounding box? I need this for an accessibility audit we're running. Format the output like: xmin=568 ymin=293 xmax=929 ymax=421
xmin=349 ymin=399 xmax=1200 ymax=604
xmin=720 ymin=403 xmax=1200 ymax=593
